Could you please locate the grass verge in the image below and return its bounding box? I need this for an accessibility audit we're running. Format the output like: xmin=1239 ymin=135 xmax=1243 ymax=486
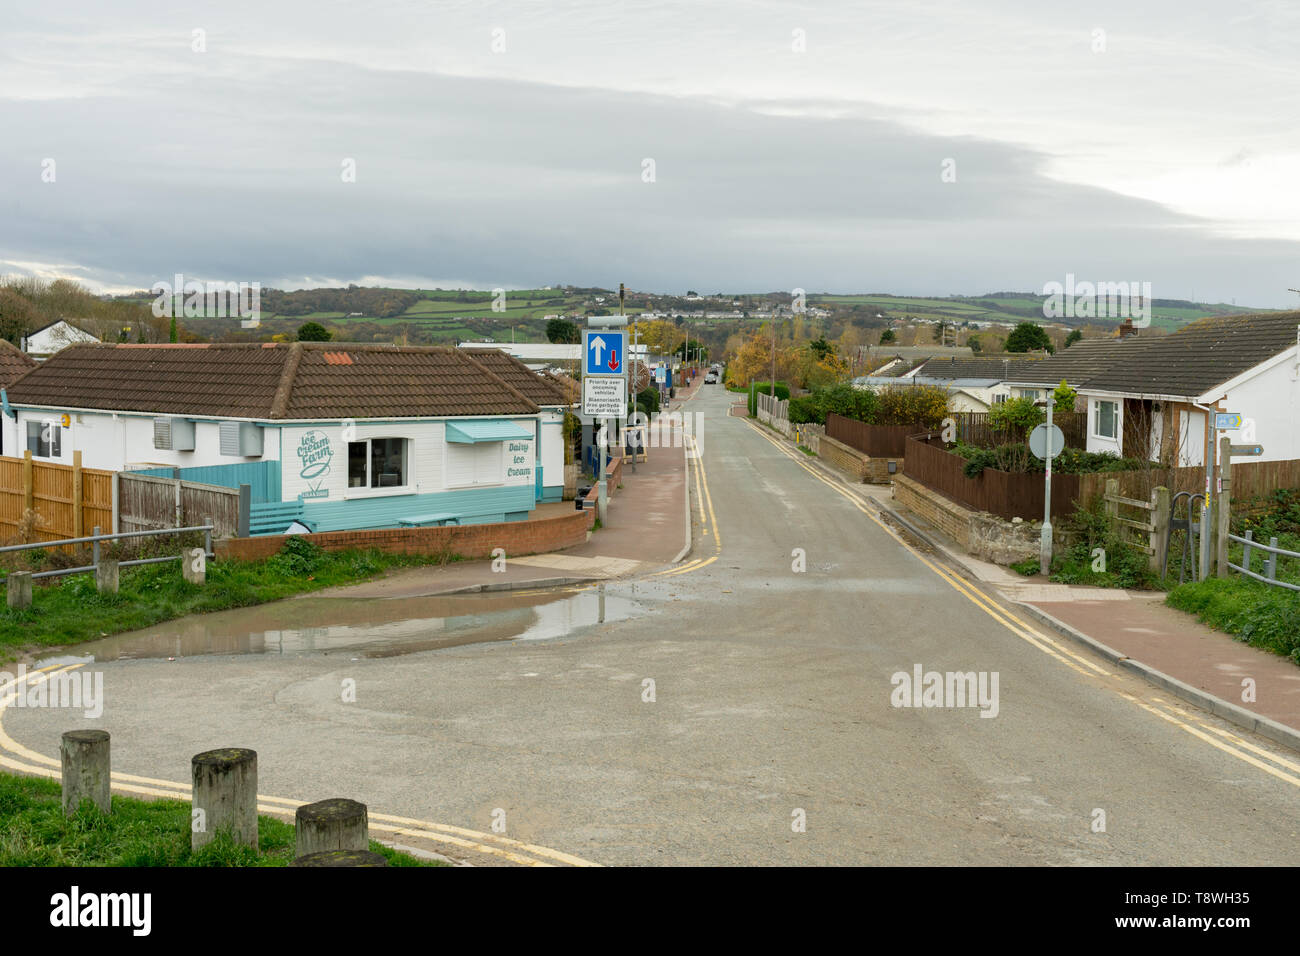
xmin=0 ymin=772 xmax=440 ymax=866
xmin=1166 ymin=577 xmax=1300 ymax=665
xmin=0 ymin=537 xmax=461 ymax=653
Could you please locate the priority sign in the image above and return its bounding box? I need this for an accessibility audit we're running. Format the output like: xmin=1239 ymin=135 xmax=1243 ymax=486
xmin=584 ymin=331 xmax=626 ymax=376
xmin=582 ymin=376 xmax=627 ymax=417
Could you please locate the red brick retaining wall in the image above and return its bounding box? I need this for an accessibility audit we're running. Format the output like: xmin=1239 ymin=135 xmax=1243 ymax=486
xmin=216 ymin=508 xmax=594 ymax=562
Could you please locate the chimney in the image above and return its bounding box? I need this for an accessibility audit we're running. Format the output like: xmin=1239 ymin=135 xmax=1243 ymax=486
xmin=1118 ymin=318 xmax=1136 ymax=338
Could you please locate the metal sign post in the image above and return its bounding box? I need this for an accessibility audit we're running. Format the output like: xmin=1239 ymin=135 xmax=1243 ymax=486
xmin=1029 ymin=406 xmax=1066 ymax=576
xmin=585 ymin=297 xmax=630 ymax=526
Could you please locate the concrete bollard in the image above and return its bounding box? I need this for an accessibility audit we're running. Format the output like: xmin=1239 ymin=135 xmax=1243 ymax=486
xmin=7 ymin=570 xmax=32 ymax=609
xmin=191 ymin=748 xmax=258 ymax=851
xmin=95 ymin=558 xmax=119 ymax=594
xmin=60 ymin=730 xmax=111 ymax=816
xmin=295 ymin=798 xmax=369 ymax=857
xmin=183 ymin=547 xmax=206 ymax=585
xmin=290 ymin=849 xmax=388 ymax=867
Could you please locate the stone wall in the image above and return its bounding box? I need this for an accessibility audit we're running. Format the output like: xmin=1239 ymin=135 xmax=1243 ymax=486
xmin=893 ymin=474 xmax=1049 ymax=565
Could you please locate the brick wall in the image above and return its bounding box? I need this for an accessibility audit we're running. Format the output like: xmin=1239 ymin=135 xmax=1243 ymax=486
xmin=893 ymin=474 xmax=970 ymax=549
xmin=818 ymin=436 xmax=901 ymax=485
xmin=217 ymin=508 xmax=592 ymax=562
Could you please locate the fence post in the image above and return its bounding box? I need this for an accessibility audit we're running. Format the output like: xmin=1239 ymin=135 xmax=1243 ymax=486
xmin=1242 ymin=529 xmax=1253 ymax=575
xmin=1150 ymin=486 xmax=1170 ymax=574
xmin=1104 ymin=478 xmax=1119 ymax=526
xmin=91 ymin=524 xmax=100 ymax=568
xmin=191 ymin=748 xmax=258 ymax=851
xmin=111 ymin=471 xmax=120 ymax=534
xmin=72 ymin=450 xmax=83 ymax=542
xmin=174 ymin=477 xmax=182 ymax=528
xmin=238 ymin=484 xmax=251 ymax=537
xmin=22 ymin=449 xmax=33 ymax=515
xmin=1216 ymin=435 xmax=1231 ymax=578
xmin=1267 ymin=537 xmax=1279 ymax=581
xmin=203 ymin=514 xmax=212 ymax=557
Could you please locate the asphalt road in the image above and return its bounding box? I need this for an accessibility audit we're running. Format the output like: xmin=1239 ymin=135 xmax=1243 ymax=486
xmin=7 ymin=384 xmax=1300 ymax=865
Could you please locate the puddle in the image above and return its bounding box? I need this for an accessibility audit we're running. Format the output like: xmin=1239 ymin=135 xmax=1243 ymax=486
xmin=40 ymin=587 xmax=640 ymax=664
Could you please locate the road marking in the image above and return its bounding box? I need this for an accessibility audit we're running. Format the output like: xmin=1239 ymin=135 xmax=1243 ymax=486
xmin=0 ymin=663 xmax=600 ymax=866
xmin=649 ymin=434 xmax=721 ymax=578
xmin=740 ymin=417 xmax=1300 ymax=788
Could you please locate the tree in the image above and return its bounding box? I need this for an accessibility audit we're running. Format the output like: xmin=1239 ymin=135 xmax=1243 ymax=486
xmin=1005 ymin=322 xmax=1054 ymax=354
xmin=546 ymin=318 xmax=580 ymax=344
xmin=1053 ymin=379 xmax=1077 ymax=414
xmin=968 ymin=335 xmax=983 ymax=353
xmin=1064 ymin=329 xmax=1084 ymax=348
xmin=297 ymin=321 xmax=332 ymax=342
xmin=879 ymin=328 xmax=896 ymax=344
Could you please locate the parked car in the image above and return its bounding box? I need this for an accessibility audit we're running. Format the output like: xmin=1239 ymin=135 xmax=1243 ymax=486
xmin=704 ymin=372 xmax=718 ymax=384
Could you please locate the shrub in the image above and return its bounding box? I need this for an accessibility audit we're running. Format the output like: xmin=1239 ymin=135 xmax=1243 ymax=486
xmin=748 ymin=382 xmax=790 ymax=416
xmin=987 ymin=396 xmax=1044 ymax=434
xmin=635 ymin=388 xmax=660 ymax=415
xmin=1049 ymin=501 xmax=1158 ymax=590
xmin=1168 ymin=577 xmax=1300 ymax=663
xmin=872 ymin=385 xmax=949 ymax=428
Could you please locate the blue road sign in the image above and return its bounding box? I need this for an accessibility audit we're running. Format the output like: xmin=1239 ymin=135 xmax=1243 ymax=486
xmin=585 ymin=330 xmax=626 ymax=376
xmin=1215 ymin=412 xmax=1242 ymax=430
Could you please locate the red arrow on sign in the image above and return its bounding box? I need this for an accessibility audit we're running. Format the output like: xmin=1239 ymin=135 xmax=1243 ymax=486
xmin=608 ymin=349 xmax=620 ymax=372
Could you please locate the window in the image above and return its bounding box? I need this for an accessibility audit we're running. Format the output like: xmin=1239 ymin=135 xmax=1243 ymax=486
xmin=26 ymin=420 xmax=61 ymax=458
xmin=993 ymin=394 xmax=1008 ymax=404
xmin=1018 ymin=389 xmax=1040 ymax=400
xmin=347 ymin=438 xmax=408 ymax=489
xmin=1095 ymin=400 xmax=1118 ymax=439
xmin=445 ymin=442 xmax=503 ymax=487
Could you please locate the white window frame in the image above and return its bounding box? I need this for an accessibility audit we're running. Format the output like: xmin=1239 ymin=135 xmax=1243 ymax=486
xmin=343 ymin=437 xmax=412 ymax=498
xmin=26 ymin=419 xmax=63 ymax=459
xmin=1093 ymin=399 xmax=1119 ymax=440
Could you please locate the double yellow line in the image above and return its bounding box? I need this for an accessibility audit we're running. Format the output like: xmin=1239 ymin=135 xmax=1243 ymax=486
xmin=0 ymin=663 xmax=601 ymax=866
xmin=743 ymin=418 xmax=1300 ymax=788
xmin=650 ymin=434 xmax=721 ymax=578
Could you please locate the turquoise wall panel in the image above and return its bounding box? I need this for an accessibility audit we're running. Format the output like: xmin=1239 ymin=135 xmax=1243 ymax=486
xmin=300 ymin=485 xmax=535 ymax=532
xmin=134 ymin=461 xmax=282 ymax=503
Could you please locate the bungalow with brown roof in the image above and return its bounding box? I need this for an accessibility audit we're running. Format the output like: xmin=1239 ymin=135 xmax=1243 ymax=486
xmin=1074 ymin=312 xmax=1300 ymax=466
xmin=2 ymin=342 xmax=553 ymax=533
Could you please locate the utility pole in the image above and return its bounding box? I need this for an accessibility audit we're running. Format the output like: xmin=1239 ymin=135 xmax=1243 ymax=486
xmin=1040 ymin=399 xmax=1054 ymax=575
xmin=771 ymin=310 xmax=777 ymax=398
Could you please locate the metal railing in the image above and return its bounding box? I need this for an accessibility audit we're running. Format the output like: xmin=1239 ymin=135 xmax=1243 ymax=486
xmin=1226 ymin=530 xmax=1300 ymax=593
xmin=0 ymin=524 xmax=214 ymax=582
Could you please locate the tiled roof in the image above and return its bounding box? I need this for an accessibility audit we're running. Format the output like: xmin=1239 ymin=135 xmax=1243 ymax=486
xmin=1080 ymin=311 xmax=1300 ymax=397
xmin=1005 ymin=336 xmax=1148 ymax=387
xmin=912 ymin=356 xmax=1045 ymax=381
xmin=0 ymin=339 xmax=38 ymax=387
xmin=6 ymin=343 xmax=540 ymax=419
xmin=462 ymin=349 xmax=574 ymax=406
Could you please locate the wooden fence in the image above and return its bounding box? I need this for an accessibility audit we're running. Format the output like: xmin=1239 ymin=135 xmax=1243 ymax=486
xmin=824 ymin=410 xmax=1088 ymax=460
xmin=904 ymin=435 xmax=1300 ymax=523
xmin=902 ymin=436 xmax=1081 ymax=521
xmin=951 ymin=410 xmax=1087 ymax=449
xmin=118 ymin=473 xmax=240 ymax=538
xmin=825 ymin=415 xmax=917 ymax=457
xmin=0 ymin=454 xmax=241 ymax=545
xmin=1078 ymin=458 xmax=1300 ymax=512
xmin=0 ymin=452 xmax=114 ymax=545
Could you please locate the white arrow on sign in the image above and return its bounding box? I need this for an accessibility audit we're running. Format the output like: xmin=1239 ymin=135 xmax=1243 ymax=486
xmin=588 ymin=336 xmax=607 ymax=366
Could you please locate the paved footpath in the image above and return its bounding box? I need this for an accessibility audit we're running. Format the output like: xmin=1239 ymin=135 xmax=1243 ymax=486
xmin=333 ymin=376 xmax=703 ymax=600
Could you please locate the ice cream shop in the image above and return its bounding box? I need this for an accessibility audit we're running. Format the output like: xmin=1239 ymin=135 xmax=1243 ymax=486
xmin=1 ymin=341 xmax=562 ymax=534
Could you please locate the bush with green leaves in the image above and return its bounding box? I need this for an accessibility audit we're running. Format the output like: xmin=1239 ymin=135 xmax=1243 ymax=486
xmin=987 ymin=396 xmax=1044 ymax=434
xmin=1168 ymin=577 xmax=1300 ymax=663
xmin=747 ymin=382 xmax=790 ymax=416
xmin=952 ymin=441 xmax=1143 ymax=477
xmin=1049 ymin=501 xmax=1159 ymax=590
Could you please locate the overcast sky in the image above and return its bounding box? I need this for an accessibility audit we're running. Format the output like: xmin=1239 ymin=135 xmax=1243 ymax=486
xmin=3 ymin=1 xmax=1298 ymax=305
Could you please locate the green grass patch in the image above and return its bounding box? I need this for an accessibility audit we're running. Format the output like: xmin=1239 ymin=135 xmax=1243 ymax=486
xmin=0 ymin=772 xmax=439 ymax=866
xmin=1010 ymin=557 xmax=1040 ymax=576
xmin=1167 ymin=577 xmax=1300 ymax=664
xmin=0 ymin=537 xmax=461 ymax=652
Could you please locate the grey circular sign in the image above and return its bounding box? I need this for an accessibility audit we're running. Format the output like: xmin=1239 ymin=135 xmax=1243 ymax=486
xmin=1029 ymin=423 xmax=1065 ymax=460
